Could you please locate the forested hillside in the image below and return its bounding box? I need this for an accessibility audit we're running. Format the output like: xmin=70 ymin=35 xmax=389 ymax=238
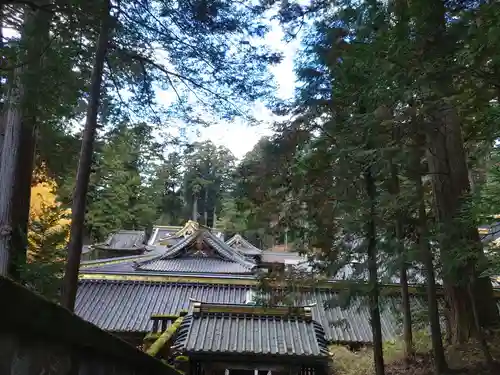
xmin=2 ymin=0 xmax=500 ymax=374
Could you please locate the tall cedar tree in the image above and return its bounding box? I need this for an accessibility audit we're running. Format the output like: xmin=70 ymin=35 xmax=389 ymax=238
xmin=411 ymin=0 xmax=499 ymax=341
xmin=0 ymin=3 xmax=51 ymax=275
xmin=10 ymin=0 xmax=52 ymax=279
xmin=84 ymin=123 xmax=161 ymax=241
xmin=61 ymin=0 xmax=112 ymax=310
xmin=183 ymin=141 xmax=235 ymax=227
xmin=0 ymin=0 xmax=110 ymax=278
xmin=410 ymin=110 xmax=447 ymax=373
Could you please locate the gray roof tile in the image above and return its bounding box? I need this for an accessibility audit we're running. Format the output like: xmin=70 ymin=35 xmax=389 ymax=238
xmin=75 ymin=279 xmax=436 ymax=343
xmin=479 ymin=222 xmax=500 ymax=243
xmin=81 ymin=261 xmax=138 ymax=273
xmin=80 ymin=229 xmax=256 ymax=275
xmin=80 ymin=251 xmax=163 ymax=273
xmin=139 ymin=257 xmax=253 ymax=273
xmin=151 ymin=228 xmax=183 ymax=246
xmin=95 ymin=230 xmax=147 ymax=250
xmin=75 ymin=280 xmax=250 ymax=332
xmin=136 ymin=230 xmax=255 ymax=274
xmin=226 ymin=234 xmax=263 ymax=255
xmin=175 ymin=304 xmax=329 ymax=358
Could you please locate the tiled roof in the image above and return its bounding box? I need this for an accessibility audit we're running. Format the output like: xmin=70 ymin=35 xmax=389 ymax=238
xmin=202 ymin=231 xmax=256 ymax=267
xmin=75 ymin=280 xmax=249 ymax=332
xmin=149 ymin=227 xmax=182 ymax=246
xmin=81 ymin=245 xmax=93 ymax=254
xmin=136 ymin=230 xmax=255 ymax=274
xmin=79 ymin=251 xmax=163 ymax=273
xmin=226 ymin=234 xmax=263 ymax=255
xmin=138 ymin=257 xmax=253 ymax=274
xmin=148 ymin=222 xmax=198 ymax=246
xmin=74 ymin=279 xmax=434 ymax=343
xmin=479 ymin=222 xmax=500 ymax=244
xmin=306 ymin=291 xmax=406 ymax=343
xmin=95 ymin=230 xmax=147 ymax=250
xmin=174 ymin=302 xmax=329 ymax=358
xmin=80 ymin=229 xmax=255 ymax=275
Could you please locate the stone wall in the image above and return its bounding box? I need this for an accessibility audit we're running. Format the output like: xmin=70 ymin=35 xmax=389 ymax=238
xmin=0 ymin=277 xmax=180 ymax=375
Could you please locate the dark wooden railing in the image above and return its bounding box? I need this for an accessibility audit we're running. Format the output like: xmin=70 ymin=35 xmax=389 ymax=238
xmin=0 ymin=276 xmax=181 ymax=375
xmin=143 ymin=312 xmax=187 ymax=357
xmin=150 ymin=314 xmax=181 ymax=334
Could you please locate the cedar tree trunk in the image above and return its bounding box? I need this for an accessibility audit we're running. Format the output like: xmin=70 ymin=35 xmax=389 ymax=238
xmin=0 ymin=65 xmax=24 ymax=276
xmin=426 ymin=104 xmax=498 ymax=342
xmin=411 ymin=129 xmax=447 ymax=374
xmin=9 ymin=0 xmax=52 ymax=280
xmin=390 ymin=160 xmax=414 ymax=363
xmin=413 ymin=0 xmax=499 ymax=342
xmin=61 ymin=0 xmax=111 ymax=310
xmin=365 ymin=166 xmax=385 ymax=375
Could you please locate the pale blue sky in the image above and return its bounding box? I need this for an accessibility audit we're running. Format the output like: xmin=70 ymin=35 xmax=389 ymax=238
xmin=179 ymin=23 xmax=301 ymax=160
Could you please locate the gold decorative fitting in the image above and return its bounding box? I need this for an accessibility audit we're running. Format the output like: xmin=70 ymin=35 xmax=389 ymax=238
xmin=193 ymin=302 xmax=202 ymax=313
xmin=303 ymin=306 xmax=313 ymax=320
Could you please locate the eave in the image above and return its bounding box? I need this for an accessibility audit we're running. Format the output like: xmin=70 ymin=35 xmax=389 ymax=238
xmin=78 ymin=273 xmax=259 ymax=285
xmin=78 ymin=271 xmax=499 ymax=297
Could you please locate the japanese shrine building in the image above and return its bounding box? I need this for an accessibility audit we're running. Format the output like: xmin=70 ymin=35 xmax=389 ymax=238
xmin=74 ymin=220 xmax=495 ymax=375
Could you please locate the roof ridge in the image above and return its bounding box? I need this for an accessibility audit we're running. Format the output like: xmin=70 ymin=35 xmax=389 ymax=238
xmin=189 ymin=301 xmax=317 ymax=319
xmin=80 ymin=252 xmax=156 ymax=269
xmin=204 ymin=231 xmax=256 ymax=270
xmin=134 ymin=233 xmax=198 ymax=269
xmin=92 ymin=230 xmax=146 ymax=250
xmin=226 ymin=234 xmax=262 ymax=253
xmin=153 ymin=221 xmax=199 ymax=245
xmin=144 ymin=229 xmax=256 ymax=271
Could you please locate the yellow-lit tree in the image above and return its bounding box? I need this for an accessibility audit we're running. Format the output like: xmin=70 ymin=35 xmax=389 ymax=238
xmin=28 ymin=178 xmax=71 ymax=257
xmin=20 ymin=176 xmax=71 ymax=299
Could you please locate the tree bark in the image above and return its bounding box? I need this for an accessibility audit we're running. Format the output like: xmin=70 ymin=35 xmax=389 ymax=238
xmin=426 ymin=104 xmax=498 ymax=341
xmin=389 ymin=4 xmax=414 ymax=359
xmin=467 ymin=269 xmax=496 ymax=372
xmin=0 ymin=2 xmax=44 ymax=275
xmin=9 ymin=0 xmax=52 ymax=280
xmin=390 ymin=161 xmax=414 ymax=364
xmin=212 ymin=208 xmax=217 ymax=229
xmin=61 ymin=0 xmax=111 ymax=310
xmin=413 ymin=0 xmax=499 ymax=341
xmin=204 ymin=188 xmax=208 ymax=225
xmin=0 ymin=65 xmax=24 ymax=276
xmin=0 ymin=3 xmax=4 ymax=144
xmin=192 ymin=193 xmax=198 ymax=221
xmin=411 ymin=128 xmax=448 ymax=374
xmin=365 ymin=166 xmax=385 ymax=375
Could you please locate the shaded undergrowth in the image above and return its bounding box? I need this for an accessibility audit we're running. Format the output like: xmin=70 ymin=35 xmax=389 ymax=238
xmin=329 ymin=330 xmax=500 ymax=375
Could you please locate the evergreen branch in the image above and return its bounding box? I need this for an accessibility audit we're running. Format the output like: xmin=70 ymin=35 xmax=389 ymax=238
xmin=133 ymin=55 xmax=165 ymax=123
xmin=125 ymin=3 xmax=219 ymax=75
xmin=104 ymin=55 xmax=134 ymax=118
xmin=3 ymin=0 xmax=54 ymax=13
xmin=0 ymin=31 xmax=56 ymax=71
xmin=110 ymin=45 xmax=246 ymax=117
